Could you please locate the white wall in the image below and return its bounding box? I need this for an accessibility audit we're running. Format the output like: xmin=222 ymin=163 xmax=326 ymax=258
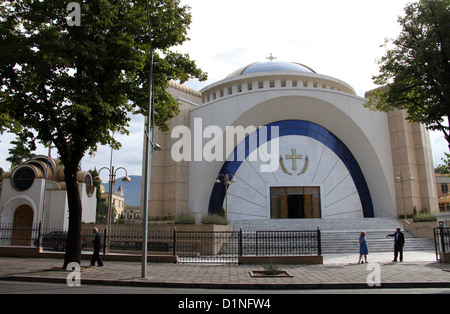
xmin=188 ymin=72 xmax=397 ymax=220
xmin=226 ymin=136 xmax=363 ymax=220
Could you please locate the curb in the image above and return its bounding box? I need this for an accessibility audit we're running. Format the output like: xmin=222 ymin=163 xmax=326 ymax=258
xmin=2 ymin=275 xmax=450 ymax=290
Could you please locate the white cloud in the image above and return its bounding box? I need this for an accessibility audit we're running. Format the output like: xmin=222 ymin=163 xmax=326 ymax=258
xmin=177 ymin=0 xmax=411 ymax=96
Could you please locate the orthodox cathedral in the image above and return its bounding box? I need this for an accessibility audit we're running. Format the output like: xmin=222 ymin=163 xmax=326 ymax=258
xmin=142 ymin=59 xmax=438 ymax=222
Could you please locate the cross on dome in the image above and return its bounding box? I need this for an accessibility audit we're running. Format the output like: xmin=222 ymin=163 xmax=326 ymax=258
xmin=266 ymin=53 xmax=277 ymax=62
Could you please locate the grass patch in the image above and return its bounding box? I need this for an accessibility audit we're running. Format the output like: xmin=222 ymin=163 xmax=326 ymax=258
xmin=262 ymin=261 xmax=282 ymax=275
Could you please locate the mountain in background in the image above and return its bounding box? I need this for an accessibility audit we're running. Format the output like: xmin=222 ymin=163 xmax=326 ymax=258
xmin=102 ymin=175 xmax=141 ymax=206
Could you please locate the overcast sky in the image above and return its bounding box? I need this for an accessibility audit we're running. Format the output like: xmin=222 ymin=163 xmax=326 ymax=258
xmin=0 ymin=0 xmax=448 ymax=177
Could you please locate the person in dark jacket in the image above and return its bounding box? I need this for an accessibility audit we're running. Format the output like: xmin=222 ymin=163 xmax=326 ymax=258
xmin=386 ymin=228 xmax=405 ymax=262
xmin=90 ymin=227 xmax=104 ymax=267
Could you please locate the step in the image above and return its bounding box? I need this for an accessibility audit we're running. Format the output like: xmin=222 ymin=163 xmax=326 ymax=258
xmin=230 ymin=218 xmax=436 ymax=254
xmin=233 ymin=218 xmax=404 ymax=232
xmin=320 ymin=230 xmax=435 ymax=254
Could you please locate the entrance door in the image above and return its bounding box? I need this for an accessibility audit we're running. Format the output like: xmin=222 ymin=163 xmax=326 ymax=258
xmin=11 ymin=205 xmax=33 ymax=246
xmin=270 ymin=187 xmax=321 ymax=219
xmin=288 ymin=195 xmax=304 ymax=218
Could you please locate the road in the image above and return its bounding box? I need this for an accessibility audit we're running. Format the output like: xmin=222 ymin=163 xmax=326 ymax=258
xmin=1 ymin=280 xmax=450 ymax=295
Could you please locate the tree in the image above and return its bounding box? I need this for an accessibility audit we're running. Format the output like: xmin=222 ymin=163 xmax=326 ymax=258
xmin=0 ymin=0 xmax=207 ymax=267
xmin=6 ymin=129 xmax=37 ymax=168
xmin=439 ymin=152 xmax=450 ymax=174
xmin=366 ymin=0 xmax=450 ymax=152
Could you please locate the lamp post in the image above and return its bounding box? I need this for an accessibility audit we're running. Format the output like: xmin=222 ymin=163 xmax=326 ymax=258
xmin=215 ymin=174 xmax=236 ymax=219
xmin=394 ymin=171 xmax=415 ymax=220
xmin=95 ymin=165 xmax=131 ymax=254
xmin=141 ymin=0 xmax=162 ymax=279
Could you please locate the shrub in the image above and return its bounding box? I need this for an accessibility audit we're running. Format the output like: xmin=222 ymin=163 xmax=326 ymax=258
xmin=201 ymin=214 xmax=229 ymax=225
xmin=263 ymin=261 xmax=281 ymax=275
xmin=412 ymin=213 xmax=437 ymax=222
xmin=174 ymin=214 xmax=195 ymax=224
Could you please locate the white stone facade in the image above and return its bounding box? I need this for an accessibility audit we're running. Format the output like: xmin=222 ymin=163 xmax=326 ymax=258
xmin=143 ymin=61 xmax=438 ymax=222
xmin=0 ymin=156 xmax=97 ymax=237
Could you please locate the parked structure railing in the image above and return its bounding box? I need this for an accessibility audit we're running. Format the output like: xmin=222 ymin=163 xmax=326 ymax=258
xmin=0 ymin=222 xmax=322 ymax=264
xmin=434 ymin=227 xmax=450 ymax=261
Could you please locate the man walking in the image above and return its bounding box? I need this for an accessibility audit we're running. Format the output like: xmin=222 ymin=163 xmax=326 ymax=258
xmin=386 ymin=228 xmax=405 ymax=262
xmin=91 ymin=227 xmax=104 ymax=267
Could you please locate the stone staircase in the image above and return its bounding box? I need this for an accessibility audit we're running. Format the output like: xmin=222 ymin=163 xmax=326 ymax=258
xmin=320 ymin=230 xmax=435 ymax=254
xmin=233 ymin=218 xmax=436 ymax=254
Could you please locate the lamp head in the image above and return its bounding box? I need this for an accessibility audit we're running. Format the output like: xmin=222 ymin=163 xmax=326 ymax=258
xmin=153 ymin=143 xmax=162 ymax=151
xmin=122 ymin=176 xmax=131 ymax=182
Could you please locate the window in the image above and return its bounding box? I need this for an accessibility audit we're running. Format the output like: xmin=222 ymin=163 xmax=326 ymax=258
xmin=12 ymin=167 xmax=35 ymax=191
xmin=84 ymin=174 xmax=94 ymax=197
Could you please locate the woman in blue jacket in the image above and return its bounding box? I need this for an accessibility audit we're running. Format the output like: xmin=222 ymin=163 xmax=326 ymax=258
xmin=358 ymin=232 xmax=369 ymax=264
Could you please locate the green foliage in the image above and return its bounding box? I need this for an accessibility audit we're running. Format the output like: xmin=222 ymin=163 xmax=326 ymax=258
xmin=0 ymin=0 xmax=207 ymax=158
xmin=366 ymin=0 xmax=450 ymax=151
xmin=6 ymin=129 xmax=37 ymax=168
xmin=263 ymin=261 xmax=282 ymax=275
xmin=201 ymin=214 xmax=230 ymax=225
xmin=0 ymin=0 xmax=206 ymax=266
xmin=412 ymin=213 xmax=437 ymax=222
xmin=174 ymin=214 xmax=195 ymax=225
xmin=437 ymin=152 xmax=450 ymax=174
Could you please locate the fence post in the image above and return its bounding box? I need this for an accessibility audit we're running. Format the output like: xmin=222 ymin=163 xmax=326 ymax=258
xmin=434 ymin=228 xmax=440 ymax=261
xmin=239 ymin=227 xmax=243 ymax=257
xmin=173 ymin=227 xmax=177 ymax=256
xmin=37 ymin=220 xmax=43 ymax=248
xmin=317 ymin=227 xmax=321 ymax=256
xmin=256 ymin=231 xmax=259 ymax=256
xmin=103 ymin=226 xmax=108 ymax=255
xmin=440 ymin=227 xmax=446 ymax=254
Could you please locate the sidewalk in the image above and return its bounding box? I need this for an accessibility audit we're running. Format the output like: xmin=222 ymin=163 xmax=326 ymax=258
xmin=1 ymin=251 xmax=450 ymax=290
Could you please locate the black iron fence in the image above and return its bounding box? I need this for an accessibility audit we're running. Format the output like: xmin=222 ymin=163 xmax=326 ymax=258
xmin=0 ymin=222 xmax=95 ymax=251
xmin=434 ymin=227 xmax=450 ymax=261
xmin=0 ymin=222 xmax=322 ymax=264
xmin=175 ymin=230 xmax=241 ymax=264
xmin=253 ymin=230 xmax=321 ymax=256
xmin=0 ymin=223 xmax=42 ymax=247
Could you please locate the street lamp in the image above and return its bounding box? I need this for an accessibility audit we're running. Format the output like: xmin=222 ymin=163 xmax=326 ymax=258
xmin=215 ymin=173 xmax=236 ymax=219
xmin=95 ymin=165 xmax=131 ymax=254
xmin=141 ymin=0 xmax=162 ymax=279
xmin=394 ymin=171 xmax=415 ymax=221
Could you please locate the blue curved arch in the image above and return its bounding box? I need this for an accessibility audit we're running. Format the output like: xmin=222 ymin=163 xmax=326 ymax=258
xmin=208 ymin=120 xmax=374 ymax=218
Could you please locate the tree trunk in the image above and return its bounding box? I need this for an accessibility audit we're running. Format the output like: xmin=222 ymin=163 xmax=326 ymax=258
xmin=447 ymin=115 xmax=450 ymax=152
xmin=63 ymin=163 xmax=83 ymax=269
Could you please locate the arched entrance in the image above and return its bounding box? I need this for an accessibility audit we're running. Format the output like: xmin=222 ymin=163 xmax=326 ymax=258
xmin=12 ymin=205 xmax=34 ymax=246
xmin=208 ymin=120 xmax=374 ymax=219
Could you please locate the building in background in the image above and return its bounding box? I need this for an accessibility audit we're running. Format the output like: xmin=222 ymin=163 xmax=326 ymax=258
xmin=436 ymin=174 xmax=450 ymax=212
xmin=0 ymin=156 xmax=96 ymax=244
xmin=100 ymin=185 xmax=126 ymax=220
xmin=142 ymin=60 xmax=439 ymax=222
xmin=124 ymin=205 xmax=141 ymax=221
